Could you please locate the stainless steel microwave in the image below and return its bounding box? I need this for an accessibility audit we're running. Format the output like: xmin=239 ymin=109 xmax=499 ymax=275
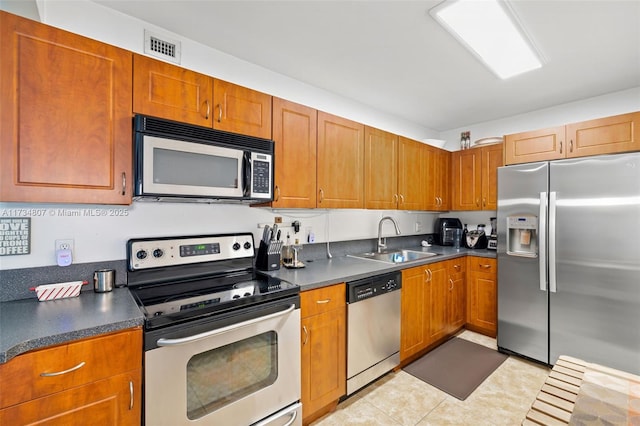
xmin=133 ymin=115 xmax=273 ymax=203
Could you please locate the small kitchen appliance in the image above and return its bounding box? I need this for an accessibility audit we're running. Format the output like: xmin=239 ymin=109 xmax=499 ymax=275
xmin=487 ymin=217 xmax=497 ymax=250
xmin=434 ymin=218 xmax=463 ymax=246
xmin=465 ymin=224 xmax=488 ymax=249
xmin=127 ymin=233 xmax=301 ymax=426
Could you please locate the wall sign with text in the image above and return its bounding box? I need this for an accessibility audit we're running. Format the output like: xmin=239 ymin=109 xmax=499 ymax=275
xmin=0 ymin=218 xmax=31 ymax=256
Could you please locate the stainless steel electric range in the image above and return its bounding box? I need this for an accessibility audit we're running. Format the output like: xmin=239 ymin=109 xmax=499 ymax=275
xmin=127 ymin=233 xmax=301 ymax=426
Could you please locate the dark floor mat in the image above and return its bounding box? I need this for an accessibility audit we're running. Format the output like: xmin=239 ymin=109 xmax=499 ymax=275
xmin=403 ymin=337 xmax=508 ymax=400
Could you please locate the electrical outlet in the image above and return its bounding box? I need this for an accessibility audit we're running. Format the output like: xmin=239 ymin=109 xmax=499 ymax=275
xmin=55 ymin=239 xmax=74 ymax=252
xmin=274 ymin=216 xmax=283 ymax=224
xmin=414 ymin=222 xmax=422 ymax=232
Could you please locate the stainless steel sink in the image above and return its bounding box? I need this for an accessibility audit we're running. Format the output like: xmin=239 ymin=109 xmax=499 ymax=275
xmin=348 ymin=249 xmax=439 ymax=264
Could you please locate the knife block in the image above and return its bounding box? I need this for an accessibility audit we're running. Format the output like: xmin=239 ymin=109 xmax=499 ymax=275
xmin=256 ymin=240 xmax=281 ymax=271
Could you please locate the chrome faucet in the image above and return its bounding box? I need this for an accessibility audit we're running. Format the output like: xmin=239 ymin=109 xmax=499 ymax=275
xmin=377 ymin=216 xmax=401 ymax=253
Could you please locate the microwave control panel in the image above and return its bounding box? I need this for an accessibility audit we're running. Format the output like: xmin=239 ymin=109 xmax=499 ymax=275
xmin=251 ymin=153 xmax=272 ymax=197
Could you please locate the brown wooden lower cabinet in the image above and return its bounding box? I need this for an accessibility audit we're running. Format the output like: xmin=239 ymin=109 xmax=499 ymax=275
xmin=0 ymin=328 xmax=142 ymax=426
xmin=467 ymin=257 xmax=498 ymax=337
xmin=401 ymin=256 xmax=494 ymax=364
xmin=300 ymin=283 xmax=346 ymax=425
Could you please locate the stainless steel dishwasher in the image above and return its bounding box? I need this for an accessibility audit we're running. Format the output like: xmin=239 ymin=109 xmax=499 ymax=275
xmin=346 ymin=271 xmax=401 ymax=395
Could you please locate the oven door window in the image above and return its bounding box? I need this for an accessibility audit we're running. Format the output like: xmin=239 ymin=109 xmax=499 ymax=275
xmin=186 ymin=331 xmax=278 ymax=420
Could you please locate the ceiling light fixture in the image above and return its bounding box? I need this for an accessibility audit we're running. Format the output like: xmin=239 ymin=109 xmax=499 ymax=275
xmin=429 ymin=0 xmax=543 ymax=79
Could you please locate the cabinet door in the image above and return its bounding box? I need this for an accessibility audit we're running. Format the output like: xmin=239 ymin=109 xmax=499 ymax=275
xmin=451 ymin=148 xmax=482 ymax=210
xmin=317 ymin=112 xmax=365 ymax=208
xmin=0 ymin=11 xmax=132 ymax=204
xmin=447 ymin=259 xmax=466 ymax=334
xmin=567 ymin=111 xmax=640 ymax=158
xmin=301 ymin=308 xmax=346 ymax=422
xmin=480 ymin=144 xmax=503 ymax=210
xmin=425 ymin=147 xmax=450 ymax=211
xmin=133 ymin=54 xmax=212 ymax=127
xmin=504 ymin=126 xmax=564 ymax=165
xmin=271 ymin=98 xmax=317 ymax=208
xmin=0 ymin=371 xmax=141 ymax=426
xmin=426 ymin=261 xmax=449 ymax=344
xmin=436 ymin=149 xmax=451 ymax=210
xmin=213 ymin=79 xmax=272 ymax=139
xmin=467 ymin=257 xmax=497 ymax=337
xmin=364 ymin=127 xmax=398 ymax=210
xmin=397 ymin=137 xmax=425 ymax=210
xmin=400 ymin=266 xmax=429 ymax=361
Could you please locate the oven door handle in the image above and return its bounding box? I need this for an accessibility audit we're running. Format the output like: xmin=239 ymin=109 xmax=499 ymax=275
xmin=156 ymin=304 xmax=297 ymax=347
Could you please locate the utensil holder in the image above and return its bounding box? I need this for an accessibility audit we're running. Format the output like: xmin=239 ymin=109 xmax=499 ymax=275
xmin=256 ymin=240 xmax=282 ymax=271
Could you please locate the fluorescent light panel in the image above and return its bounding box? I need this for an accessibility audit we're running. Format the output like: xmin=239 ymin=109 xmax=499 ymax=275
xmin=430 ymin=0 xmax=542 ymax=79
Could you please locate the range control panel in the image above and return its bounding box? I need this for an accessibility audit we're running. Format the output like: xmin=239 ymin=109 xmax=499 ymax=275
xmin=127 ymin=233 xmax=254 ymax=271
xmin=347 ymin=272 xmax=401 ymax=303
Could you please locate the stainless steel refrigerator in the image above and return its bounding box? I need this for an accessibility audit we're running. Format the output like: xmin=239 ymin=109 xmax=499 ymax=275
xmin=497 ymin=152 xmax=640 ymax=374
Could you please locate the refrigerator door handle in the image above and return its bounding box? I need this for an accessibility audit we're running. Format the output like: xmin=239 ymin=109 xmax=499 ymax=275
xmin=548 ymin=191 xmax=557 ymax=293
xmin=539 ymin=192 xmax=547 ymax=291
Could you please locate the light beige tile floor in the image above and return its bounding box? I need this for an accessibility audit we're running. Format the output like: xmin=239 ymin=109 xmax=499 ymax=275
xmin=311 ymin=330 xmax=550 ymax=426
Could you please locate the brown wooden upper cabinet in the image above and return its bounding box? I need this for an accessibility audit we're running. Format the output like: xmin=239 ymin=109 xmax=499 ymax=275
xmin=398 ymin=137 xmax=426 ymax=210
xmin=133 ymin=54 xmax=272 ymax=139
xmin=451 ymin=143 xmax=503 ymax=211
xmin=364 ymin=127 xmax=398 ymax=210
xmin=0 ymin=11 xmax=133 ymax=204
xmin=364 ymin=131 xmax=436 ymax=211
xmin=424 ymin=145 xmax=450 ymax=211
xmin=505 ymin=111 xmax=640 ymax=165
xmin=317 ymin=112 xmax=365 ymax=208
xmin=271 ymin=98 xmax=317 ymax=208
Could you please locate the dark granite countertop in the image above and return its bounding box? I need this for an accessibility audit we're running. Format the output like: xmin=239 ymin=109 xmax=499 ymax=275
xmin=262 ymin=246 xmax=496 ymax=291
xmin=1 ymin=246 xmax=494 ymax=364
xmin=0 ymin=287 xmax=143 ymax=364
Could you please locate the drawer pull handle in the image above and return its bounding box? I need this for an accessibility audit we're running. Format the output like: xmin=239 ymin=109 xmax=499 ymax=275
xmin=316 ymin=299 xmax=331 ymax=304
xmin=454 ymin=264 xmax=461 ymax=271
xmin=302 ymin=325 xmax=308 ymax=345
xmin=129 ymin=380 xmax=134 ymax=410
xmin=121 ymin=172 xmax=126 ymax=196
xmin=479 ymin=264 xmax=492 ymax=269
xmin=449 ymin=278 xmax=454 ymax=291
xmin=40 ymin=361 xmax=86 ymax=377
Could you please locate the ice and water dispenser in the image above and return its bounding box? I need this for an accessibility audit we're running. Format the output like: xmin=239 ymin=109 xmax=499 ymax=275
xmin=506 ymin=215 xmax=538 ymax=257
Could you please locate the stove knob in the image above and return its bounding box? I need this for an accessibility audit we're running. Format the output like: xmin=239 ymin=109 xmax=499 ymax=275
xmin=153 ymin=249 xmax=164 ymax=258
xmin=243 ymin=292 xmax=252 ymax=297
xmin=136 ymin=250 xmax=148 ymax=260
xmin=243 ymin=241 xmax=252 ymax=250
xmin=232 ymin=242 xmax=241 ymax=251
xmin=232 ymin=294 xmax=241 ymax=299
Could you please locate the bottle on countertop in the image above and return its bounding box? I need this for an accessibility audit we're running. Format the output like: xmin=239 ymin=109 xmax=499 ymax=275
xmin=281 ymin=233 xmax=293 ymax=265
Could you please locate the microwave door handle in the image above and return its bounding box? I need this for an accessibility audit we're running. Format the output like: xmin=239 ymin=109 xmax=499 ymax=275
xmin=242 ymin=151 xmax=251 ymax=197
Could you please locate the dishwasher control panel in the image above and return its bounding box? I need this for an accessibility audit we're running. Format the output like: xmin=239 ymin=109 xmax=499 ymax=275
xmin=347 ymin=272 xmax=401 ymax=303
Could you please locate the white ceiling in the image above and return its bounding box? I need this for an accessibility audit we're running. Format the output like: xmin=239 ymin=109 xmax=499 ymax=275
xmin=92 ymin=0 xmax=640 ymax=132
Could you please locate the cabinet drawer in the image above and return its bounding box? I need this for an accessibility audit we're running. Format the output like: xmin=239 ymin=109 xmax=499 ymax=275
xmin=448 ymin=258 xmax=467 ymax=274
xmin=468 ymin=257 xmax=497 ymax=273
xmin=0 ymin=328 xmax=142 ymax=409
xmin=301 ymin=283 xmax=345 ymax=318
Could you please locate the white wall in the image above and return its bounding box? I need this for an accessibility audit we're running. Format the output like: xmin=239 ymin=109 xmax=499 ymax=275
xmin=0 ymin=202 xmax=438 ymax=269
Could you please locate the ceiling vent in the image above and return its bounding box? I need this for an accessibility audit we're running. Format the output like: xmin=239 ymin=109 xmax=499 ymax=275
xmin=144 ymin=30 xmax=181 ymax=64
